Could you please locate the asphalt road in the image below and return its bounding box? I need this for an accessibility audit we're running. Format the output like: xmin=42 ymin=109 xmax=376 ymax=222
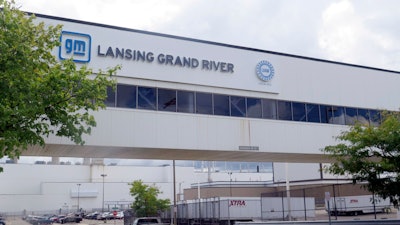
xmin=4 ymin=211 xmax=400 ymax=225
xmin=5 ymin=218 xmax=125 ymax=225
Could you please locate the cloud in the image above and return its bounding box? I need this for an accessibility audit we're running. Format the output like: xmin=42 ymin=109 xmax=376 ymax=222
xmin=16 ymin=0 xmax=400 ymax=71
xmin=17 ymin=0 xmax=191 ymax=30
xmin=318 ymin=0 xmax=400 ymax=70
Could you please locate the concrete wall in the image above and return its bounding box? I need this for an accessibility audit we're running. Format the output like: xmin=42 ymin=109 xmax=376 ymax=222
xmin=0 ymin=163 xmax=272 ymax=214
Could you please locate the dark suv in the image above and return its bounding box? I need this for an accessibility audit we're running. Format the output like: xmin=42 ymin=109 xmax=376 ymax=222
xmin=0 ymin=217 xmax=5 ymax=225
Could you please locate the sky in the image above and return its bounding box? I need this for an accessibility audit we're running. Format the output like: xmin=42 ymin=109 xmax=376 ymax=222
xmin=14 ymin=0 xmax=400 ymax=72
xmin=7 ymin=0 xmax=400 ymax=165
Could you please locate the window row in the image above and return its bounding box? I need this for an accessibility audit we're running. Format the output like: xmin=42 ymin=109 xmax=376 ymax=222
xmin=105 ymin=84 xmax=382 ymax=126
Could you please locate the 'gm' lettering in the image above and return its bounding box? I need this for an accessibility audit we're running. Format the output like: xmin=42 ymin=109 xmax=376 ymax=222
xmin=59 ymin=31 xmax=91 ymax=63
xmin=65 ymin=39 xmax=86 ymax=56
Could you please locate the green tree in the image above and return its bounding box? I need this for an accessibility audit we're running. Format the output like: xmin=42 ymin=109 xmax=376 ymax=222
xmin=322 ymin=112 xmax=400 ymax=206
xmin=129 ymin=180 xmax=171 ymax=217
xmin=0 ymin=0 xmax=119 ymax=169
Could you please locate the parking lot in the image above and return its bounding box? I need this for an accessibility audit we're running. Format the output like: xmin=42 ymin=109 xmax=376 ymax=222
xmin=3 ymin=209 xmax=399 ymax=225
xmin=5 ymin=218 xmax=125 ymax=225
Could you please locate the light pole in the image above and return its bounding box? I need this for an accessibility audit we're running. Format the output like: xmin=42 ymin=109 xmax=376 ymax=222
xmin=101 ymin=174 xmax=107 ymax=213
xmin=227 ymin=172 xmax=232 ymax=225
xmin=285 ymin=163 xmax=291 ymax=221
xmin=228 ymin=172 xmax=232 ymax=197
xmin=77 ymin=184 xmax=81 ymax=212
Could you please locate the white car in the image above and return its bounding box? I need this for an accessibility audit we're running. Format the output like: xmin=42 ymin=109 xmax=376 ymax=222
xmin=115 ymin=211 xmax=124 ymax=219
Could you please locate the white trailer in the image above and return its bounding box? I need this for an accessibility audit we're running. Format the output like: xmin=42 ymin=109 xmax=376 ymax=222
xmin=261 ymin=197 xmax=315 ymax=220
xmin=218 ymin=197 xmax=261 ymax=221
xmin=169 ymin=196 xmax=315 ymax=224
xmin=172 ymin=197 xmax=261 ymax=225
xmin=327 ymin=195 xmax=391 ymax=216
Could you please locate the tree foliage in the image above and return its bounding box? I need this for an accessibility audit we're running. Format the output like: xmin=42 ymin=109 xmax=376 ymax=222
xmin=0 ymin=0 xmax=119 ymax=168
xmin=129 ymin=180 xmax=171 ymax=217
xmin=322 ymin=112 xmax=400 ymax=206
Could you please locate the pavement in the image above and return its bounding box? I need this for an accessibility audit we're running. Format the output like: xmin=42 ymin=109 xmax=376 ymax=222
xmin=5 ymin=218 xmax=125 ymax=225
xmin=313 ymin=209 xmax=400 ymax=221
xmin=4 ymin=211 xmax=400 ymax=225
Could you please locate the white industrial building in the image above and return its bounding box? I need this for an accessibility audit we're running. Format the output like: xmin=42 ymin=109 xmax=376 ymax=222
xmin=1 ymin=11 xmax=399 ymax=214
xmin=0 ymin=161 xmax=273 ymax=214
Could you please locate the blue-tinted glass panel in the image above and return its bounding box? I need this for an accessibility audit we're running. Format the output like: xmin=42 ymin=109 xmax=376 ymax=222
xmin=277 ymin=101 xmax=292 ymax=121
xmin=247 ymin=98 xmax=262 ymax=118
xmin=214 ymin=94 xmax=230 ymax=116
xmin=177 ymin=90 xmax=195 ymax=113
xmin=306 ymin=104 xmax=320 ymax=123
xmin=158 ymin=88 xmax=176 ymax=112
xmin=320 ymin=105 xmax=332 ymax=123
xmin=105 ymin=86 xmax=116 ymax=107
xmin=345 ymin=107 xmax=357 ymax=125
xmin=357 ymin=108 xmax=370 ymax=125
xmin=369 ymin=110 xmax=381 ymax=126
xmin=230 ymin=96 xmax=246 ymax=117
xmin=331 ymin=106 xmax=345 ymax=125
xmin=116 ymin=84 xmax=136 ymax=108
xmin=196 ymin=92 xmax=213 ymax=115
xmin=138 ymin=86 xmax=156 ymax=110
xmin=292 ymin=102 xmax=306 ymax=122
xmin=262 ymin=99 xmax=277 ymax=119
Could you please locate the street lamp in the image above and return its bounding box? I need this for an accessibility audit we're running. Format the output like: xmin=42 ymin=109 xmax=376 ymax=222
xmin=101 ymin=174 xmax=107 ymax=213
xmin=227 ymin=172 xmax=232 ymax=225
xmin=228 ymin=172 xmax=232 ymax=197
xmin=77 ymin=184 xmax=81 ymax=212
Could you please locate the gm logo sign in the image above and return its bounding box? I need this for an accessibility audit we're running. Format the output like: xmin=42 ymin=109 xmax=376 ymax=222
xmin=59 ymin=31 xmax=91 ymax=63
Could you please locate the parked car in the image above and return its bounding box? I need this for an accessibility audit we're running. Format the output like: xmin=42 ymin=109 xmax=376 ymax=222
xmin=59 ymin=214 xmax=82 ymax=224
xmin=98 ymin=212 xmax=114 ymax=220
xmin=26 ymin=215 xmax=53 ymax=225
xmin=84 ymin=212 xmax=100 ymax=220
xmin=115 ymin=211 xmax=124 ymax=219
xmin=132 ymin=217 xmax=168 ymax=225
xmin=0 ymin=217 xmax=5 ymax=225
xmin=47 ymin=215 xmax=60 ymax=223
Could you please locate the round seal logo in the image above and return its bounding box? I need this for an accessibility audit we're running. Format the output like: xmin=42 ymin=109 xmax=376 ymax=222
xmin=256 ymin=60 xmax=275 ymax=81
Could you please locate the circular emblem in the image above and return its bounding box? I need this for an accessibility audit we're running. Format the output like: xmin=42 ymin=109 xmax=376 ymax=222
xmin=256 ymin=60 xmax=275 ymax=81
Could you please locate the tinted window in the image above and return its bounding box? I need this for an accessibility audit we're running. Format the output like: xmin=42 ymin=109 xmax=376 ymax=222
xmin=292 ymin=102 xmax=306 ymax=122
xmin=262 ymin=99 xmax=277 ymax=119
xmin=357 ymin=108 xmax=370 ymax=125
xmin=158 ymin=88 xmax=177 ymax=112
xmin=214 ymin=94 xmax=230 ymax=116
xmin=116 ymin=84 xmax=136 ymax=108
xmin=105 ymin=86 xmax=116 ymax=107
xmin=196 ymin=92 xmax=213 ymax=115
xmin=306 ymin=103 xmax=320 ymax=123
xmin=331 ymin=106 xmax=345 ymax=125
xmin=320 ymin=105 xmax=332 ymax=123
xmin=277 ymin=101 xmax=292 ymax=121
xmin=138 ymin=86 xmax=156 ymax=110
xmin=369 ymin=110 xmax=381 ymax=126
xmin=247 ymin=98 xmax=262 ymax=118
xmin=177 ymin=90 xmax=195 ymax=113
xmin=111 ymin=83 xmax=383 ymax=127
xmin=345 ymin=107 xmax=357 ymax=125
xmin=230 ymin=96 xmax=246 ymax=117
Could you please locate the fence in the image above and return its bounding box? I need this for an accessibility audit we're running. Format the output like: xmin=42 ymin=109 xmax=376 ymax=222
xmin=260 ymin=182 xmax=395 ymax=221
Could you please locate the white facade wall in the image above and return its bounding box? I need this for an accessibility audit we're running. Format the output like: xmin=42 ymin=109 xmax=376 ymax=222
xmin=0 ymin=163 xmax=186 ymax=213
xmin=0 ymin=163 xmax=272 ymax=214
xmin=23 ymin=15 xmax=400 ymax=163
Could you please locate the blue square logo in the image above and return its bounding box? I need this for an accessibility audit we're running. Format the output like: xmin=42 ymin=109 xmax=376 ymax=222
xmin=59 ymin=31 xmax=91 ymax=63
